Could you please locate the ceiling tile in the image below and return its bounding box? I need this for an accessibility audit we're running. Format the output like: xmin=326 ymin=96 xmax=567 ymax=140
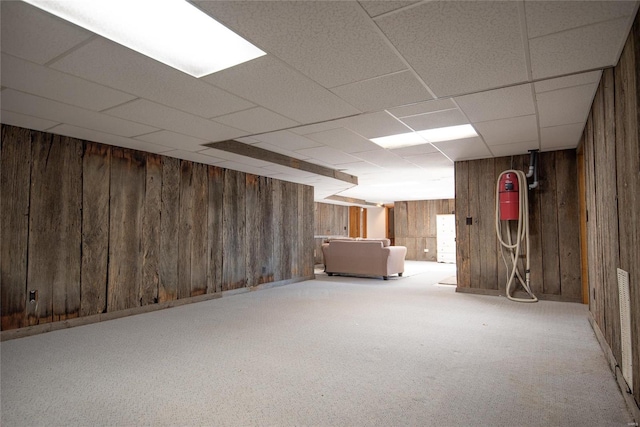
xmin=335 ymin=161 xmax=383 ymax=175
xmin=1 ymin=110 xmax=59 ymax=131
xmin=48 ymin=124 xmax=172 ymax=154
xmin=352 ymin=149 xmax=420 ymax=169
xmin=50 ymin=38 xmax=254 ymax=118
xmin=104 ymin=99 xmax=247 ymax=142
xmin=490 ymin=140 xmax=539 ymax=157
xmin=2 ymin=89 xmax=158 ymax=137
xmin=263 ymin=164 xmax=316 ymax=178
xmin=540 ymin=123 xmax=585 ymax=150
xmin=1 ymin=53 xmax=136 ymax=111
xmin=389 ymin=143 xmax=439 ymax=157
xmin=289 ymin=121 xmax=344 ymax=136
xmin=204 ymin=55 xmax=360 ymax=124
xmin=525 ymin=1 xmax=637 ymax=39
xmin=536 ymin=83 xmax=598 ymax=128
xmin=376 ymin=1 xmax=528 ymax=96
xmin=305 ymin=127 xmax=380 ymax=154
xmin=399 ymin=108 xmax=468 ymax=131
xmin=295 ymin=146 xmax=361 ymax=166
xmin=211 ymin=161 xmax=279 ymax=177
xmin=358 ymin=1 xmax=420 ymax=18
xmin=135 ymin=130 xmax=209 ymax=152
xmin=194 ymin=1 xmax=406 ymax=88
xmin=387 ymin=98 xmax=457 ymax=118
xmin=474 ymin=115 xmax=538 ymax=146
xmin=338 ymin=111 xmax=411 ymax=139
xmin=252 ymin=130 xmax=322 ymax=151
xmin=213 ymin=107 xmax=299 ymax=134
xmin=330 ymin=71 xmax=433 ymax=112
xmin=431 ymin=136 xmax=492 ymax=161
xmin=0 ymin=1 xmax=92 ymax=64
xmin=534 ymin=70 xmax=602 ymax=94
xmin=455 ymin=84 xmax=535 ymax=123
xmin=529 ymin=17 xmax=632 ymax=80
xmin=402 ymin=152 xmax=453 ymax=171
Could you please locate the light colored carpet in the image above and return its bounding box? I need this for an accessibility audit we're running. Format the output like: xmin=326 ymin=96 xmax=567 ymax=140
xmin=1 ymin=262 xmax=633 ymax=426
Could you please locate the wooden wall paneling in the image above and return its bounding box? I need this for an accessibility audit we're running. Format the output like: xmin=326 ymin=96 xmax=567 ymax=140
xmin=222 ymin=169 xmax=247 ymax=290
xmin=293 ymin=185 xmax=305 ymax=277
xmin=467 ymin=159 xmax=482 ymax=288
xmin=455 ymin=161 xmax=471 ymax=288
xmin=600 ymin=69 xmax=623 ymax=359
xmin=190 ymin=163 xmax=208 ymax=296
xmin=27 ymin=133 xmax=82 ymax=324
xmin=478 ymin=159 xmax=498 ymax=289
xmin=615 ymin=20 xmax=640 ymax=399
xmin=259 ymin=176 xmax=275 ymax=284
xmin=159 ymin=156 xmax=180 ymax=302
xmin=584 ymin=110 xmax=602 ymax=324
xmin=272 ymin=180 xmax=283 ymax=282
xmin=282 ymin=182 xmax=296 ymax=280
xmin=81 ymin=142 xmax=110 ymax=316
xmin=178 ymin=160 xmax=194 ymax=299
xmin=108 ymin=148 xmax=144 ymax=312
xmin=245 ymin=174 xmax=270 ymax=287
xmin=538 ymin=152 xmax=561 ymax=295
xmin=0 ymin=126 xmax=31 ymax=329
xmin=140 ymin=153 xmax=161 ymax=306
xmin=394 ymin=201 xmax=408 ymax=243
xmin=576 ymin=140 xmax=590 ymax=304
xmin=207 ymin=166 xmax=224 ymax=293
xmin=554 ymin=150 xmax=582 ymax=300
xmin=304 ymin=186 xmax=315 ymax=276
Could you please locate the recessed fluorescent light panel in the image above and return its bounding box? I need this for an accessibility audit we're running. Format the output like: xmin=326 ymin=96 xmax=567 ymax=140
xmin=370 ymin=132 xmax=428 ymax=149
xmin=22 ymin=0 xmax=266 ymax=78
xmin=370 ymin=124 xmax=478 ymax=149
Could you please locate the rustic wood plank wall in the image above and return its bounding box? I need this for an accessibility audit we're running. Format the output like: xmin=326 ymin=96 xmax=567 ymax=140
xmin=582 ymin=15 xmax=640 ymax=406
xmin=0 ymin=125 xmax=314 ymax=331
xmin=313 ymin=202 xmax=349 ymax=264
xmin=393 ymin=199 xmax=455 ymax=261
xmin=454 ymin=150 xmax=581 ymax=302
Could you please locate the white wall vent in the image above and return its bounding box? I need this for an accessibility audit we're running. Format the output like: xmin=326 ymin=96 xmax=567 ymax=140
xmin=617 ymin=268 xmax=633 ymax=392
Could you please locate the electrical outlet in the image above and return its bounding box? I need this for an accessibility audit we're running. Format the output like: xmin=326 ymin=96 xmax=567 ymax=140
xmin=29 ymin=290 xmax=37 ymax=303
xmin=424 ymin=249 xmax=429 ymax=253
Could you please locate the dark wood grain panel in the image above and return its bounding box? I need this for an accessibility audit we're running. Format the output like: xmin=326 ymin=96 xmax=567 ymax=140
xmin=303 ymin=185 xmax=315 ymax=276
xmin=1 ymin=126 xmax=31 ymax=330
xmin=207 ymin=166 xmax=224 ymax=293
xmin=159 ymin=156 xmax=180 ymax=302
xmin=28 ymin=133 xmax=82 ymax=324
xmin=141 ymin=153 xmax=161 ymax=305
xmin=454 ymin=161 xmax=470 ymax=288
xmin=190 ymin=163 xmax=208 ymax=296
xmin=222 ymin=169 xmax=246 ymax=290
xmin=178 ymin=160 xmax=194 ymax=299
xmin=555 ymin=150 xmax=581 ymax=299
xmin=272 ymin=179 xmax=284 ymax=282
xmin=539 ymin=152 xmax=561 ymax=295
xmin=108 ymin=147 xmax=144 ymax=312
xmin=615 ymin=19 xmax=640 ymax=400
xmin=81 ymin=142 xmax=110 ymax=316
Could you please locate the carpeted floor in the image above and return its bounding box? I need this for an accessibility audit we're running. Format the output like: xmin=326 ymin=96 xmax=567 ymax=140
xmin=1 ymin=262 xmax=634 ymax=426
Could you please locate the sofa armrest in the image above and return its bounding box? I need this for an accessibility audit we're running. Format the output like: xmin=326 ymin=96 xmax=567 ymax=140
xmin=382 ymin=246 xmax=407 ymax=274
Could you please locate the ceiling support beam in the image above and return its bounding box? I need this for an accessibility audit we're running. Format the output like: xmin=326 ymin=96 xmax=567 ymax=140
xmin=205 ymin=140 xmax=358 ymax=185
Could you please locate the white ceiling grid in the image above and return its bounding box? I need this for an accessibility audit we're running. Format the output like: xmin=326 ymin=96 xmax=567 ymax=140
xmin=1 ymin=0 xmax=638 ymax=205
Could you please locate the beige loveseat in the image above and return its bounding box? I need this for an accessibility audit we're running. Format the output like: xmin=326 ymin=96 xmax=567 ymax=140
xmin=321 ymin=238 xmax=407 ymax=280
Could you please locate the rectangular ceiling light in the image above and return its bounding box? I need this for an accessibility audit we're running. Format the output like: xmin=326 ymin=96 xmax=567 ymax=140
xmin=370 ymin=124 xmax=478 ymax=149
xmin=22 ymin=0 xmax=266 ymax=78
xmin=418 ymin=124 xmax=478 ymax=143
xmin=370 ymin=132 xmax=428 ymax=149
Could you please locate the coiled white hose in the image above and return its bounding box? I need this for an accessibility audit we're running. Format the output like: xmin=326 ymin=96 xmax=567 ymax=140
xmin=495 ymin=170 xmax=538 ymax=303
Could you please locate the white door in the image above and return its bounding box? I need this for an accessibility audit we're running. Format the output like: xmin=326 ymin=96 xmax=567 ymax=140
xmin=437 ymin=214 xmax=456 ymax=263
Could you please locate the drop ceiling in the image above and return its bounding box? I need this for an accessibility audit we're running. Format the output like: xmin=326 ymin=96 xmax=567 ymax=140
xmin=1 ymin=0 xmax=638 ymax=204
